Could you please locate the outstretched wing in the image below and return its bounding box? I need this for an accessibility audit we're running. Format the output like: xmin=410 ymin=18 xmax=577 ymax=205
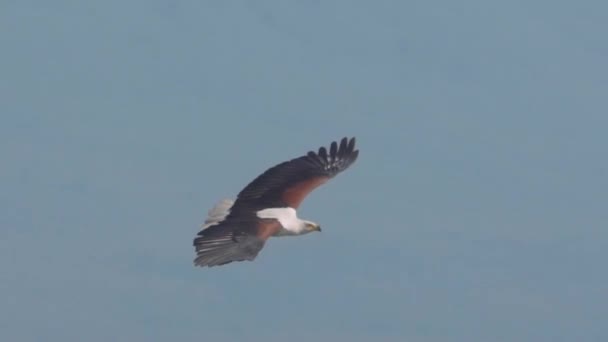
xmin=193 ymin=217 xmax=282 ymax=267
xmin=232 ymin=137 xmax=359 ymax=210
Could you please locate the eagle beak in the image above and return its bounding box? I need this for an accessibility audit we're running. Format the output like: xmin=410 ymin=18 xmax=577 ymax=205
xmin=315 ymin=225 xmax=322 ymax=232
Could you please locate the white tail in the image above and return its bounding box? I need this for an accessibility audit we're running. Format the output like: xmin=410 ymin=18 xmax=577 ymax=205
xmin=202 ymin=199 xmax=234 ymax=229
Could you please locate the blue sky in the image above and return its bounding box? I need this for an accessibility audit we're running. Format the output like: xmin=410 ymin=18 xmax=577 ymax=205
xmin=1 ymin=1 xmax=607 ymax=341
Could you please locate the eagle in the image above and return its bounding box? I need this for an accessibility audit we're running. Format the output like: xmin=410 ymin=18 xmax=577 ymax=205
xmin=193 ymin=137 xmax=359 ymax=267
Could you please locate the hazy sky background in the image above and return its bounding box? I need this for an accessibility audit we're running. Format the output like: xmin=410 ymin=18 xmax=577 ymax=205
xmin=2 ymin=1 xmax=607 ymax=341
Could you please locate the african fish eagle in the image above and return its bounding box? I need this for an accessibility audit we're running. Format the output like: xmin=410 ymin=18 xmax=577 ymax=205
xmin=193 ymin=137 xmax=359 ymax=267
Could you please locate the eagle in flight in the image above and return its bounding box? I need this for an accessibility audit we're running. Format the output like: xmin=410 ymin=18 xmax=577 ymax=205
xmin=193 ymin=137 xmax=359 ymax=267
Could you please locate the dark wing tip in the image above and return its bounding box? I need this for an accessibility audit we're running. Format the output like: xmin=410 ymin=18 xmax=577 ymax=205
xmin=338 ymin=136 xmax=357 ymax=157
xmin=347 ymin=137 xmax=356 ymax=153
xmin=306 ymin=136 xmax=359 ymax=177
xmin=338 ymin=137 xmax=348 ymax=158
xmin=330 ymin=141 xmax=338 ymax=158
xmin=318 ymin=146 xmax=328 ymax=159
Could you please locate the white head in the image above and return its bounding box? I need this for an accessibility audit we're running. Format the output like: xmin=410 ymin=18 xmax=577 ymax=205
xmin=256 ymin=207 xmax=322 ymax=236
xmin=299 ymin=219 xmax=322 ymax=234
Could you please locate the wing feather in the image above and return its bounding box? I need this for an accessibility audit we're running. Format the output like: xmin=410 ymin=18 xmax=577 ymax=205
xmin=193 ymin=219 xmax=279 ymax=267
xmin=231 ymin=137 xmax=359 ymax=209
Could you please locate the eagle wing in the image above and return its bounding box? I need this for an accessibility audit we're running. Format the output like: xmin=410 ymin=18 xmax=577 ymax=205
xmin=193 ymin=218 xmax=282 ymax=267
xmin=232 ymin=137 xmax=359 ymax=210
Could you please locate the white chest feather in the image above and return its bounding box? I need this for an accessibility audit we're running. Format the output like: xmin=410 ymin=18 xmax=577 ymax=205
xmin=256 ymin=207 xmax=304 ymax=235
